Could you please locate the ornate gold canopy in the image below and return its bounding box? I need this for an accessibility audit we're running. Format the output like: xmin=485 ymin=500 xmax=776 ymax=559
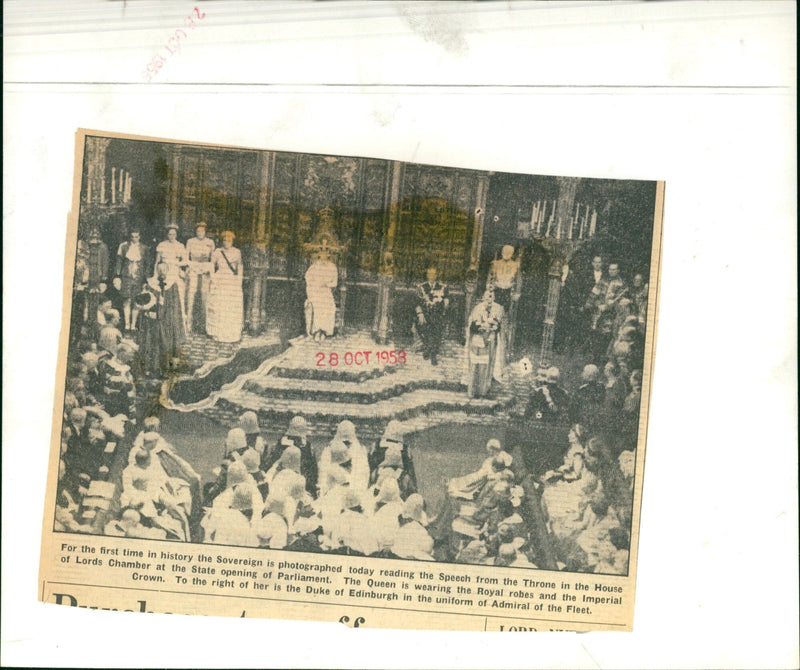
xmin=302 ymin=206 xmax=346 ymax=257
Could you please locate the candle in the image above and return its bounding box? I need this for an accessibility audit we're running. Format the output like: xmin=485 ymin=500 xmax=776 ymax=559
xmin=87 ymin=170 xmax=92 ymax=203
xmin=111 ymin=168 xmax=116 ymax=204
xmin=101 ymin=175 xmax=106 ymax=203
xmin=545 ymin=218 xmax=552 ymax=238
xmin=574 ymin=202 xmax=580 ymax=224
xmin=589 ymin=210 xmax=597 ymax=237
xmin=556 ymin=217 xmax=562 ymax=239
xmin=127 ymin=176 xmax=133 ymax=202
xmin=578 ymin=212 xmax=585 ymax=239
xmin=568 ymin=216 xmax=573 ymax=239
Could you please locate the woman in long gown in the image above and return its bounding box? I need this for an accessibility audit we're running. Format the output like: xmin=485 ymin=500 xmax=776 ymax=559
xmin=465 ymin=287 xmax=505 ymax=398
xmin=207 ymin=231 xmax=244 ymax=343
xmin=304 ymin=250 xmax=338 ymax=342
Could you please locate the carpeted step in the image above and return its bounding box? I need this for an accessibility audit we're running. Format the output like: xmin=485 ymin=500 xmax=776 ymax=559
xmin=170 ymin=340 xmax=285 ymax=405
xmin=266 ymin=364 xmax=405 ymax=383
xmin=242 ymin=373 xmax=464 ymax=404
xmin=213 ymin=387 xmax=513 ymax=425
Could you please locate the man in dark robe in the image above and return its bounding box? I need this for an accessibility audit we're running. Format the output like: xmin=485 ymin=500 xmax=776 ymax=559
xmin=136 ymin=262 xmax=186 ymax=377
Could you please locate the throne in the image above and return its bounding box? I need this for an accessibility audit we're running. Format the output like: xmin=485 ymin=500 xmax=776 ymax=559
xmin=301 ymin=207 xmax=348 ymax=334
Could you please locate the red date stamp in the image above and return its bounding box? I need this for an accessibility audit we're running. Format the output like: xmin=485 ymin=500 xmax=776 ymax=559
xmin=315 ymin=350 xmax=407 ymax=367
xmin=142 ymin=6 xmax=206 ymax=83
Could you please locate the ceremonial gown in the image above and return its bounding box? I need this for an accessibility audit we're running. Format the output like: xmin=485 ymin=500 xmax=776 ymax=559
xmin=304 ymin=258 xmax=338 ymax=337
xmin=207 ymin=246 xmax=244 ymax=343
xmin=138 ymin=276 xmax=186 ymax=375
xmin=465 ymin=299 xmax=505 ymax=398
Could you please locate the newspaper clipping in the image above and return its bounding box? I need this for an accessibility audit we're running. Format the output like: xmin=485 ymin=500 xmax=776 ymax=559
xmin=39 ymin=130 xmax=664 ymax=632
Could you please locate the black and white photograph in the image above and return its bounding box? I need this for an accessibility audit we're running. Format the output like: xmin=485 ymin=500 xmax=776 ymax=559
xmin=54 ymin=131 xmax=661 ymax=577
xmin=6 ymin=0 xmax=797 ymax=664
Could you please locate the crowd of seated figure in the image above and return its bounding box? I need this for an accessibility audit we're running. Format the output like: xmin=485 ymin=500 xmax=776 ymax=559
xmin=538 ymin=424 xmax=634 ymax=575
xmin=197 ymin=416 xmax=437 ymax=560
xmin=425 ymin=422 xmax=635 ymax=574
xmin=428 ymin=439 xmax=537 ymax=568
xmin=56 ymin=281 xmax=642 ymax=571
xmin=56 ymin=312 xmax=200 ymax=540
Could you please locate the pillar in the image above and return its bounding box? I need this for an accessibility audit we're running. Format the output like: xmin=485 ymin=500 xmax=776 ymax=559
xmin=539 ymin=272 xmax=562 ymax=368
xmin=539 ymin=177 xmax=581 ymax=366
xmin=248 ymin=151 xmax=274 ymax=333
xmin=464 ymin=172 xmax=491 ymax=332
xmin=86 ymin=229 xmax=110 ymax=333
xmin=166 ymin=147 xmax=182 ymax=228
xmin=555 ymin=176 xmax=580 ymax=231
xmin=372 ymin=161 xmax=403 ymax=343
xmin=504 ymin=249 xmax=524 ymax=361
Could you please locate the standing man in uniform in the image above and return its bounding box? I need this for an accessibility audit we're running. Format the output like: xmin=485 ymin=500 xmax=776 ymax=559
xmin=585 ymin=255 xmax=608 ymax=327
xmin=601 ymin=262 xmax=628 ymax=318
xmin=415 ymin=266 xmax=449 ymax=366
xmin=185 ymin=222 xmax=215 ymax=334
xmin=114 ymin=229 xmax=149 ymax=332
xmin=583 ymin=255 xmax=609 ymax=353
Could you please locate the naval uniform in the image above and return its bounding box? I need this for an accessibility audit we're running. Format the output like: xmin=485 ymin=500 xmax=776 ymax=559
xmin=415 ymin=280 xmax=449 ymax=363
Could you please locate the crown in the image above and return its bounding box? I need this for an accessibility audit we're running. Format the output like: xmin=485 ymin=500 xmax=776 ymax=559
xmin=302 ymin=207 xmax=346 ymax=256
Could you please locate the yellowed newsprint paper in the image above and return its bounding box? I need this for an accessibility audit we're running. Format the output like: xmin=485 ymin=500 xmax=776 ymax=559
xmin=39 ymin=129 xmax=664 ymax=632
